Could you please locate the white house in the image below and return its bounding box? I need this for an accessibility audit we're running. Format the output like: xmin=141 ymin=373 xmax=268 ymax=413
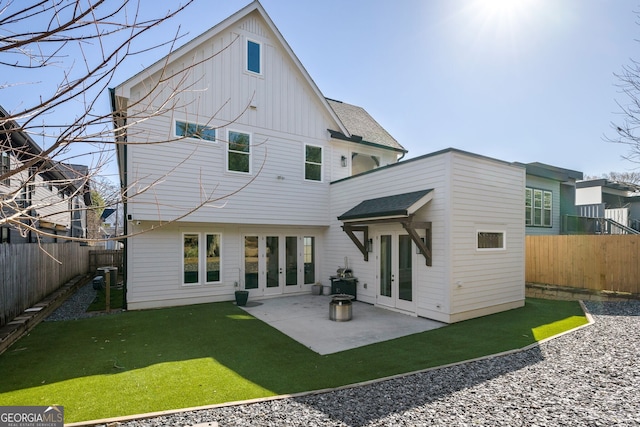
xmin=111 ymin=1 xmax=525 ymax=323
xmin=1 ymin=106 xmax=90 ymax=244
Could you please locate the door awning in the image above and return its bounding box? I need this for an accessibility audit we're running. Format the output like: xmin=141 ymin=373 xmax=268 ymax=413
xmin=338 ymin=189 xmax=433 ymax=222
xmin=338 ymin=189 xmax=433 ymax=265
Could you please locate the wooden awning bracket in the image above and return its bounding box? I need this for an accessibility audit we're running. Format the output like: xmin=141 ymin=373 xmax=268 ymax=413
xmin=402 ymin=220 xmax=432 ymax=266
xmin=341 ymin=225 xmax=369 ymax=261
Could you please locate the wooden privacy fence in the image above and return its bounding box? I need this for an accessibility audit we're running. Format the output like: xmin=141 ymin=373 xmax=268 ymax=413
xmin=0 ymin=243 xmax=91 ymax=327
xmin=526 ymin=235 xmax=640 ymax=295
xmin=89 ymin=249 xmax=123 ymax=274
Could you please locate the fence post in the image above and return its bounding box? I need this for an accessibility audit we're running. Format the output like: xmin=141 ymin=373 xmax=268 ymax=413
xmin=105 ymin=270 xmax=111 ymax=313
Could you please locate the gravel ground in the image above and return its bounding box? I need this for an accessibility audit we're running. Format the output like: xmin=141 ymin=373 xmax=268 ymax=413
xmin=91 ymin=300 xmax=640 ymax=427
xmin=45 ymin=283 xmax=106 ymax=321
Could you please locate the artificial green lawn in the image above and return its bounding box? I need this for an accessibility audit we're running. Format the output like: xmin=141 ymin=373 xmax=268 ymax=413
xmin=0 ymin=298 xmax=587 ymax=423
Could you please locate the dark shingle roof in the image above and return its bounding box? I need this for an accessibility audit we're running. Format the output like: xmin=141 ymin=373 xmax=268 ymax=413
xmin=338 ymin=189 xmax=433 ymax=221
xmin=327 ymin=98 xmax=406 ymax=153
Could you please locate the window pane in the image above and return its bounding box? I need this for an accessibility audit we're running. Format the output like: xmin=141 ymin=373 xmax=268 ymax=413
xmin=228 ymin=131 xmax=251 ymax=172
xmin=176 ymin=120 xmax=187 ymax=137
xmin=184 ymin=234 xmax=199 ymax=284
xmin=206 ymin=234 xmax=220 ymax=282
xmin=244 ymin=236 xmax=258 ymax=289
xmin=176 ymin=120 xmax=215 ymax=141
xmin=305 ymin=145 xmax=322 ymax=163
xmin=305 ymin=145 xmax=322 ymax=181
xmin=229 ymin=131 xmax=250 ymax=152
xmin=305 ymin=163 xmax=321 ymax=181
xmin=266 ymin=236 xmax=279 ymax=288
xmin=477 ymin=232 xmax=504 ymax=249
xmin=543 ymin=191 xmax=552 ymax=227
xmin=286 ymin=236 xmax=297 ymax=286
xmin=200 ymin=126 xmax=216 ymax=141
xmin=228 ymin=152 xmax=250 ymax=173
xmin=304 ymin=236 xmax=315 ymax=284
xmin=380 ymin=235 xmax=392 ymax=297
xmin=247 ymin=40 xmax=260 ymax=73
xmin=398 ymin=235 xmax=412 ymax=302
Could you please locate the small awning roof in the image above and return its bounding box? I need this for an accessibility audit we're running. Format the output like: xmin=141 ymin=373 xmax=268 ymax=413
xmin=338 ymin=189 xmax=433 ymax=222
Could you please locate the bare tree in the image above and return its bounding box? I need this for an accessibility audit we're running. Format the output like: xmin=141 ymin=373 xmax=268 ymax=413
xmin=0 ymin=1 xmax=262 ymax=245
xmin=609 ymin=47 xmax=640 ymax=167
xmin=585 ymin=171 xmax=640 ymax=185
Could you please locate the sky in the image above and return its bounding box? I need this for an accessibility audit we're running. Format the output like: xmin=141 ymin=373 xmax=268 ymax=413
xmin=5 ymin=0 xmax=640 ymax=180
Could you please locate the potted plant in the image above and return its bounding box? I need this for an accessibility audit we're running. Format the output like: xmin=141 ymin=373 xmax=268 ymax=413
xmin=235 ymin=290 xmax=249 ymax=306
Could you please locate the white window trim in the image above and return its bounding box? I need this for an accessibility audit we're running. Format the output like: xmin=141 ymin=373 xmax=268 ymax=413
xmin=304 ymin=143 xmax=323 ymax=183
xmin=182 ymin=232 xmax=201 ymax=286
xmin=226 ymin=129 xmax=252 ymax=174
xmin=245 ymin=38 xmax=263 ymax=75
xmin=526 ymin=187 xmax=553 ymax=228
xmin=476 ymin=229 xmax=507 ymax=252
xmin=182 ymin=231 xmax=223 ymax=286
xmin=174 ymin=119 xmax=217 ymax=142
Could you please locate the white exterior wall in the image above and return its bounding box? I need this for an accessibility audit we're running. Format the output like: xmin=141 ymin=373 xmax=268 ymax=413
xmin=118 ymin=11 xmax=344 ymax=226
xmin=329 ymin=152 xmax=451 ymax=323
xmin=448 ymin=152 xmax=525 ymax=322
xmin=328 ymin=150 xmax=524 ymax=324
xmin=525 ymin=175 xmax=561 ymax=235
xmin=126 ymin=221 xmax=326 ymax=309
xmin=575 ymin=186 xmax=603 ymax=205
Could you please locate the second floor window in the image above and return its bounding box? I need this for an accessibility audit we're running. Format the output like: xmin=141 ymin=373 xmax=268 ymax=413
xmin=247 ymin=40 xmax=261 ymax=74
xmin=175 ymin=120 xmax=216 ymax=142
xmin=1 ymin=151 xmax=10 ymax=186
xmin=227 ymin=130 xmax=251 ymax=173
xmin=305 ymin=145 xmax=322 ymax=181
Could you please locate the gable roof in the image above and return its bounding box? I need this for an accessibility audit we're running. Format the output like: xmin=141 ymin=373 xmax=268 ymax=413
xmin=113 ymin=0 xmax=350 ymax=137
xmin=327 ymin=98 xmax=406 ymax=153
xmin=338 ymin=189 xmax=433 ymax=222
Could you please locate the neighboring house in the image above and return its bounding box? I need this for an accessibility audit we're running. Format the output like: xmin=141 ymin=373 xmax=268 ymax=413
xmin=514 ymin=162 xmax=583 ymax=235
xmin=575 ymin=179 xmax=640 ymax=233
xmin=111 ymin=1 xmax=525 ymax=323
xmin=0 ymin=106 xmax=91 ymax=243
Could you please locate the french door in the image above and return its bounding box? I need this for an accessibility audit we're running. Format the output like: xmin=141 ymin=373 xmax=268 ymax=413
xmin=377 ymin=232 xmax=415 ymax=312
xmin=243 ymin=235 xmax=308 ymax=296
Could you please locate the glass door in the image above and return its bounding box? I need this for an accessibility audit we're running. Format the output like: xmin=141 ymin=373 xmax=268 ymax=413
xmin=243 ymin=234 xmax=304 ymax=296
xmin=377 ymin=233 xmax=415 ymax=312
xmin=264 ymin=236 xmax=282 ymax=295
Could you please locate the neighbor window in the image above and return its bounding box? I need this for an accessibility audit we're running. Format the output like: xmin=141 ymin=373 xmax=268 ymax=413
xmin=227 ymin=130 xmax=251 ymax=173
xmin=525 ymin=187 xmax=552 ymax=227
xmin=175 ymin=120 xmax=216 ymax=142
xmin=305 ymin=144 xmax=322 ymax=181
xmin=1 ymin=227 xmax=9 ymax=243
xmin=477 ymin=231 xmax=505 ymax=250
xmin=1 ymin=151 xmax=10 ymax=186
xmin=183 ymin=232 xmax=222 ymax=285
xmin=247 ymin=39 xmax=261 ymax=74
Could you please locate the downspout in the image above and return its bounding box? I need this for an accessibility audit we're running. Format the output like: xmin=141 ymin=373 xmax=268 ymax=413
xmin=109 ymin=88 xmax=128 ymax=310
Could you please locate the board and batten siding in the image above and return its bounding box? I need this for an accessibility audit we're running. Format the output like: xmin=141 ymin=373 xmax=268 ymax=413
xmin=525 ymin=175 xmax=561 ymax=235
xmin=118 ymin=11 xmax=351 ymax=227
xmin=448 ymin=152 xmax=525 ymax=321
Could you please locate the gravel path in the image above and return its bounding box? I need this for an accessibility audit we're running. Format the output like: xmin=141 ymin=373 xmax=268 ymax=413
xmin=100 ymin=300 xmax=640 ymax=427
xmin=45 ymin=283 xmax=110 ymax=322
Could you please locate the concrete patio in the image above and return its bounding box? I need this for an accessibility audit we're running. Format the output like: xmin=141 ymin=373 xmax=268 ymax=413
xmin=239 ymin=294 xmax=444 ymax=355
